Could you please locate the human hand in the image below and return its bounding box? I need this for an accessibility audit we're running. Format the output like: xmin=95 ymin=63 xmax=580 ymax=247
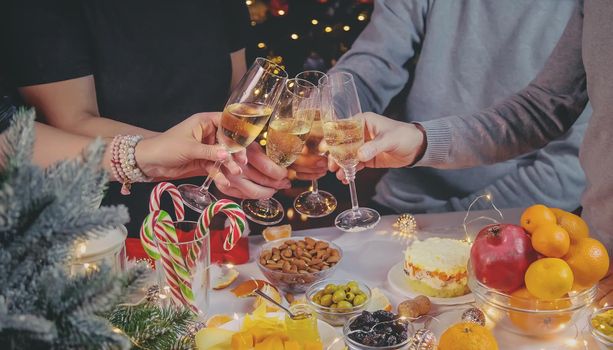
xmin=215 ymin=143 xmax=291 ymax=199
xmin=289 ymin=146 xmax=328 ymax=181
xmin=134 ymin=112 xmax=244 ymax=183
xmin=329 ymin=112 xmax=426 ymax=182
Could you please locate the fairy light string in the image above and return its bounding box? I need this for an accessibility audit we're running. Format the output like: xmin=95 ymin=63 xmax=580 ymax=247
xmin=462 ymin=192 xmax=504 ymax=243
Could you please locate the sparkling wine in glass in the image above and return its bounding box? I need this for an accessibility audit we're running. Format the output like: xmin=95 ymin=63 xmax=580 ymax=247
xmin=242 ymin=78 xmax=318 ymax=225
xmin=178 ymin=58 xmax=287 ymax=212
xmin=320 ymin=72 xmax=380 ymax=232
xmin=293 ymin=71 xmax=337 ymax=218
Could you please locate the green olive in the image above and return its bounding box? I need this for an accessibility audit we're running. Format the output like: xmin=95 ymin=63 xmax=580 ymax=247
xmin=345 ymin=292 xmax=355 ymax=301
xmin=332 ymin=290 xmax=346 ymax=303
xmin=347 ymin=281 xmax=359 ymax=288
xmin=319 ymin=294 xmax=333 ymax=307
xmin=330 ymin=303 xmax=338 ymax=309
xmin=324 ymin=285 xmax=336 ymax=294
xmin=353 ymin=294 xmax=367 ymax=306
xmin=337 ymin=300 xmax=353 ymax=310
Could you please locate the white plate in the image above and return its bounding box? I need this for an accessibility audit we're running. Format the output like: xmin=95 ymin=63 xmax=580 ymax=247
xmin=387 ymin=262 xmax=474 ymax=305
xmin=220 ymin=313 xmax=344 ymax=350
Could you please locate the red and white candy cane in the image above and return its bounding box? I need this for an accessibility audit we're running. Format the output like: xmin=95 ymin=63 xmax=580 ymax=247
xmin=149 ymin=182 xmax=185 ymax=222
xmin=190 ymin=199 xmax=246 ymax=268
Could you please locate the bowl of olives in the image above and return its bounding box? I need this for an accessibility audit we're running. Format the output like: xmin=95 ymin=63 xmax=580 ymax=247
xmin=306 ymin=279 xmax=371 ymax=326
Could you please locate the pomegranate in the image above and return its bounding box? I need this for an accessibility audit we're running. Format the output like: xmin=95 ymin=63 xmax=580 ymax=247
xmin=471 ymin=224 xmax=537 ymax=293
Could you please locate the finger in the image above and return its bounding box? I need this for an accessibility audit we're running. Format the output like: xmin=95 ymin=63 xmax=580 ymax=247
xmin=328 ymin=157 xmax=340 ymax=172
xmin=358 ymin=137 xmax=391 ymax=163
xmin=292 ymin=153 xmax=328 ymax=168
xmin=243 ymin=164 xmax=291 ymax=189
xmin=187 ymin=143 xmax=228 ymax=162
xmin=205 ymin=163 xmax=230 ymax=187
xmin=191 ymin=112 xmax=221 ymax=141
xmin=246 ymin=143 xmax=288 ymax=180
xmin=233 ymin=149 xmax=248 ymax=166
xmin=222 ymin=158 xmax=243 ymax=176
xmin=217 ymin=175 xmax=277 ymax=199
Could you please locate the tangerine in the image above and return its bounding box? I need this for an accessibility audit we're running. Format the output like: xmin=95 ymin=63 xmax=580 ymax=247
xmin=525 ymin=258 xmax=573 ymax=299
xmin=508 ymin=288 xmax=572 ymax=333
xmin=550 ymin=208 xmax=590 ymax=243
xmin=520 ymin=204 xmax=557 ymax=234
xmin=205 ymin=314 xmax=234 ymax=328
xmin=531 ymin=223 xmax=570 ymax=258
xmin=438 ymin=322 xmax=499 ymax=350
xmin=564 ymin=237 xmax=609 ymax=288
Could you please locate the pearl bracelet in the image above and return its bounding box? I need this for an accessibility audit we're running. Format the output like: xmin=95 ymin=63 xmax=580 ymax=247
xmin=110 ymin=135 xmax=151 ymax=195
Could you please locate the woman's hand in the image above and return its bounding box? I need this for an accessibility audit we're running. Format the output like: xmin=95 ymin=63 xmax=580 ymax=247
xmin=134 ymin=112 xmax=244 ymax=184
xmin=289 ymin=147 xmax=328 ymax=181
xmin=329 ymin=112 xmax=427 ymax=182
xmin=215 ymin=143 xmax=290 ymax=199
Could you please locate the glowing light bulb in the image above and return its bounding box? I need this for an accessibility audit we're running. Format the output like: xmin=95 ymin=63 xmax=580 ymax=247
xmin=257 ymin=42 xmax=266 ymax=49
xmin=357 ymin=14 xmax=366 ymax=21
xmin=278 ymin=10 xmax=285 ymax=16
xmin=324 ymin=26 xmax=332 ymax=33
xmin=311 ymin=19 xmax=319 ymax=25
xmin=343 ymin=25 xmax=350 ymax=31
xmin=245 ymin=0 xmax=253 ymax=5
xmin=290 ymin=33 xmax=299 ymax=40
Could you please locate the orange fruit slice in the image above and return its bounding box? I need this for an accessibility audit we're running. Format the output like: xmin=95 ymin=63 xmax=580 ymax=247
xmin=525 ymin=258 xmax=574 ymax=299
xmin=564 ymin=237 xmax=609 ymax=288
xmin=550 ymin=208 xmax=590 ymax=243
xmin=212 ymin=268 xmax=240 ymax=290
xmin=520 ymin=204 xmax=556 ymax=234
xmin=508 ymin=288 xmax=571 ymax=333
xmin=366 ymin=288 xmax=392 ymax=312
xmin=206 ymin=314 xmax=234 ymax=328
xmin=231 ymin=279 xmax=274 ymax=297
xmin=531 ymin=223 xmax=570 ymax=258
xmin=253 ymin=284 xmax=283 ymax=312
xmin=438 ymin=322 xmax=499 ymax=350
xmin=262 ymin=224 xmax=292 ymax=242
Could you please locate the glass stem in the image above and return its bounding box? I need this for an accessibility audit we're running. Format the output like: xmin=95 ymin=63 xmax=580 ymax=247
xmin=257 ymin=198 xmax=273 ymax=214
xmin=199 ymin=159 xmax=224 ymax=194
xmin=344 ymin=166 xmax=359 ymax=212
xmin=311 ymin=179 xmax=319 ymax=195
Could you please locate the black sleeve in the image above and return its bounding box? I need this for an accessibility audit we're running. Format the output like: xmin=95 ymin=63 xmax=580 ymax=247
xmin=220 ymin=0 xmax=251 ymax=52
xmin=2 ymin=0 xmax=92 ymax=87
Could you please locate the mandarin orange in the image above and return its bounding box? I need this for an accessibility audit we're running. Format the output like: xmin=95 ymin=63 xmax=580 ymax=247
xmin=531 ymin=223 xmax=570 ymax=258
xmin=525 ymin=258 xmax=573 ymax=299
xmin=520 ymin=205 xmax=557 ymax=234
xmin=550 ymin=208 xmax=589 ymax=243
xmin=508 ymin=288 xmax=572 ymax=333
xmin=564 ymin=237 xmax=609 ymax=288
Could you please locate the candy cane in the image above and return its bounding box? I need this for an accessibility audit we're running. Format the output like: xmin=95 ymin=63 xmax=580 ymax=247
xmin=195 ymin=199 xmax=246 ymax=256
xmin=149 ymin=182 xmax=185 ymax=221
xmin=140 ymin=210 xmax=197 ymax=313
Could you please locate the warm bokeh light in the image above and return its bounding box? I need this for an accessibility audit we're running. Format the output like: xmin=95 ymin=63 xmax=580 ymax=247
xmin=245 ymin=0 xmax=253 ymax=5
xmin=324 ymin=26 xmax=333 ymax=33
xmin=343 ymin=25 xmax=350 ymax=31
xmin=278 ymin=10 xmax=286 ymax=16
xmin=257 ymin=42 xmax=266 ymax=49
xmin=286 ymin=208 xmax=295 ymax=220
xmin=357 ymin=14 xmax=366 ymax=21
xmin=290 ymin=33 xmax=299 ymax=40
xmin=250 ymin=21 xmax=256 ymax=26
xmin=311 ymin=19 xmax=319 ymax=25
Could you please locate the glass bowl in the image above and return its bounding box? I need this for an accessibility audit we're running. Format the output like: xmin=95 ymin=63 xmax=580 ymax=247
xmin=306 ymin=279 xmax=371 ymax=327
xmin=467 ymin=260 xmax=596 ymax=337
xmin=256 ymin=238 xmax=343 ymax=293
xmin=589 ymin=307 xmax=613 ymax=349
xmin=342 ymin=314 xmax=412 ymax=350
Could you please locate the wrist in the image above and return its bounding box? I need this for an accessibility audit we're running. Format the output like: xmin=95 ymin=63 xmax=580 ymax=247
xmin=134 ymin=137 xmax=156 ymax=178
xmin=409 ymin=123 xmax=427 ymax=166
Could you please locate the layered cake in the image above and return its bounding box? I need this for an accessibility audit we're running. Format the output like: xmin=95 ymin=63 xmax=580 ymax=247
xmin=403 ymin=237 xmax=470 ymax=298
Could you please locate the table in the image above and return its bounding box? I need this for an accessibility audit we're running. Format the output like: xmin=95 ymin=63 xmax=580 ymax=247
xmin=208 ymin=208 xmax=602 ymax=350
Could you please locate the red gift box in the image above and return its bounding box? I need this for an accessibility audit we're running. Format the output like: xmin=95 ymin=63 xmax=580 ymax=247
xmin=126 ymin=227 xmax=249 ymax=266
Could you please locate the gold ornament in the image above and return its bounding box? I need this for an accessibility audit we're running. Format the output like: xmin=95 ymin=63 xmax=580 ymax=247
xmin=394 ymin=213 xmax=417 ymax=234
xmin=461 ymin=307 xmax=486 ymax=326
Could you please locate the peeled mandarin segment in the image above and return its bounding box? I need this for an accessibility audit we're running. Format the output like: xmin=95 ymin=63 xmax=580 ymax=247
xmin=520 ymin=204 xmax=557 ymax=234
xmin=525 ymin=258 xmax=574 ymax=299
xmin=253 ymin=284 xmax=283 ymax=312
xmin=531 ymin=223 xmax=570 ymax=258
xmin=262 ymin=225 xmax=292 ymax=242
xmin=213 ymin=268 xmax=240 ymax=290
xmin=206 ymin=314 xmax=235 ymax=328
xmin=564 ymin=237 xmax=610 ymax=287
xmin=550 ymin=208 xmax=590 ymax=242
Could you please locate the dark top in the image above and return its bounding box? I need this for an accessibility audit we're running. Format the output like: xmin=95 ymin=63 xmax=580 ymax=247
xmin=2 ymin=0 xmax=250 ymax=234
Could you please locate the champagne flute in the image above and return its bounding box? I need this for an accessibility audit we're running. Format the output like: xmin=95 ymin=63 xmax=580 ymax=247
xmin=241 ymin=78 xmax=319 ymax=225
xmin=320 ymin=72 xmax=380 ymax=232
xmin=178 ymin=58 xmax=288 ymax=212
xmin=293 ymin=71 xmax=338 ymax=218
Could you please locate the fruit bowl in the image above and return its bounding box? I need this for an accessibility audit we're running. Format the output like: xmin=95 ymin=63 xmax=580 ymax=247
xmin=256 ymin=238 xmax=342 ymax=293
xmin=306 ymin=280 xmax=371 ymax=327
xmin=467 ymin=260 xmax=596 ymax=337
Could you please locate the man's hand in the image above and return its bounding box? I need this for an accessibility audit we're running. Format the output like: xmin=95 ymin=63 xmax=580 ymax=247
xmin=135 ymin=112 xmax=243 ymax=183
xmin=330 ymin=112 xmax=427 ymax=182
xmin=289 ymin=147 xmax=328 ymax=180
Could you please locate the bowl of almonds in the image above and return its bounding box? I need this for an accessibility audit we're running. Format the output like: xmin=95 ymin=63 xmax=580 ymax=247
xmin=257 ymin=237 xmax=343 ymax=293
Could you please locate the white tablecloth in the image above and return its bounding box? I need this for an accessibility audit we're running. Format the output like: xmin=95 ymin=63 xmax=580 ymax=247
xmin=208 ymin=208 xmax=602 ymax=350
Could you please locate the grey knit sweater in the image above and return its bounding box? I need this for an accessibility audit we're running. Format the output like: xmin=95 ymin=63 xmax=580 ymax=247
xmin=418 ymin=0 xmax=612 ymax=250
